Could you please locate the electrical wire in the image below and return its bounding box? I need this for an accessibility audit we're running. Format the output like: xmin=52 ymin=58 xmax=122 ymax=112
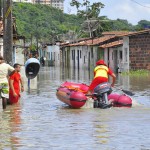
xmin=130 ymin=0 xmax=150 ymax=8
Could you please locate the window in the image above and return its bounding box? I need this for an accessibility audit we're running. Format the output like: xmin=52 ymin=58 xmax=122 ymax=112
xmin=54 ymin=52 xmax=55 ymax=61
xmin=91 ymin=47 xmax=93 ymax=58
xmin=51 ymin=52 xmax=52 ymax=60
xmin=119 ymin=51 xmax=122 ymax=60
xmin=80 ymin=50 xmax=81 ymax=58
xmin=72 ymin=50 xmax=74 ymax=60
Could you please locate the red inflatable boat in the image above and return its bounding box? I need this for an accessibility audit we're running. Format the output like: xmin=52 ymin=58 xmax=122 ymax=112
xmin=56 ymin=81 xmax=132 ymax=108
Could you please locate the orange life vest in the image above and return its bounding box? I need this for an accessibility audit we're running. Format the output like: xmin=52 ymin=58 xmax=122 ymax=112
xmin=94 ymin=65 xmax=109 ymax=78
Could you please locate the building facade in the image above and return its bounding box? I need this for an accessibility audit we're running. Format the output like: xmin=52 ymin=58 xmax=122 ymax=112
xmin=34 ymin=0 xmax=64 ymax=11
xmin=13 ymin=0 xmax=34 ymax=3
xmin=60 ymin=30 xmax=150 ymax=72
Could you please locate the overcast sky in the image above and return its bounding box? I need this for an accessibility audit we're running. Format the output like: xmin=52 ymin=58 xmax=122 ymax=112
xmin=64 ymin=0 xmax=150 ymax=25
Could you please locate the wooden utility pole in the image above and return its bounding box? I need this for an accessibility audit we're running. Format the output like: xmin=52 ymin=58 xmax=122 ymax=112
xmin=0 ymin=0 xmax=2 ymax=17
xmin=3 ymin=0 xmax=13 ymax=64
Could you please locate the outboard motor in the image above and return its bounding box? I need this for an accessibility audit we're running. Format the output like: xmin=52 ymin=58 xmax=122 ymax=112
xmin=25 ymin=58 xmax=40 ymax=79
xmin=94 ymin=82 xmax=112 ymax=109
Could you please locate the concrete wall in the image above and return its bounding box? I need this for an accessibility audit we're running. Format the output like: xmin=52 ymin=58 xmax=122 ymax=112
xmin=47 ymin=44 xmax=60 ymax=66
xmin=14 ymin=40 xmax=25 ymax=65
xmin=69 ymin=45 xmax=98 ymax=69
xmin=0 ymin=38 xmax=3 ymax=57
xmin=122 ymin=36 xmax=129 ymax=72
xmin=104 ymin=46 xmax=123 ymax=73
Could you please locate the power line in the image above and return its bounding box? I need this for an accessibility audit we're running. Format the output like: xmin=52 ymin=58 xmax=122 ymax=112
xmin=130 ymin=0 xmax=150 ymax=8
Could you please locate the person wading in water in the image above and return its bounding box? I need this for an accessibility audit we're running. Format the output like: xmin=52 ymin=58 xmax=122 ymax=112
xmin=9 ymin=63 xmax=24 ymax=104
xmin=87 ymin=59 xmax=116 ymax=95
xmin=0 ymin=56 xmax=15 ymax=109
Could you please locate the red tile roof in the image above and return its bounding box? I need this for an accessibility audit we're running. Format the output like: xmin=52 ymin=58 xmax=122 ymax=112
xmin=100 ymin=40 xmax=123 ymax=48
xmin=117 ymin=29 xmax=150 ymax=37
xmin=102 ymin=31 xmax=131 ymax=36
xmin=61 ymin=29 xmax=150 ymax=48
xmin=66 ymin=36 xmax=116 ymax=47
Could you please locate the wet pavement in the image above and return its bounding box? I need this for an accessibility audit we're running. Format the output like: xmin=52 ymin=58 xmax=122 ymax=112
xmin=0 ymin=67 xmax=150 ymax=150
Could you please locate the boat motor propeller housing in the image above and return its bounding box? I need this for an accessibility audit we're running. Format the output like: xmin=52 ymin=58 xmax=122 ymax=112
xmin=94 ymin=82 xmax=112 ymax=109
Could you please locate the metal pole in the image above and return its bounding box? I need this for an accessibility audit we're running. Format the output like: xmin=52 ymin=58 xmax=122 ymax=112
xmin=3 ymin=0 xmax=13 ymax=64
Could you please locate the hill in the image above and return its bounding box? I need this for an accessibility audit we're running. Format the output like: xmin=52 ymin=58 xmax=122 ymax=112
xmin=13 ymin=2 xmax=83 ymax=42
xmin=13 ymin=3 xmax=150 ymax=42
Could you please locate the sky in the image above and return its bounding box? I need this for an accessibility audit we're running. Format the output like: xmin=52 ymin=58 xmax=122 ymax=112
xmin=64 ymin=0 xmax=150 ymax=25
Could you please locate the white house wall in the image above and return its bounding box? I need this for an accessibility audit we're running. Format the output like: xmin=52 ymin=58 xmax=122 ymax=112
xmin=122 ymin=36 xmax=129 ymax=72
xmin=14 ymin=40 xmax=25 ymax=65
xmin=69 ymin=45 xmax=98 ymax=69
xmin=104 ymin=46 xmax=123 ymax=73
xmin=104 ymin=48 xmax=108 ymax=65
xmin=47 ymin=44 xmax=60 ymax=66
xmin=0 ymin=38 xmax=3 ymax=56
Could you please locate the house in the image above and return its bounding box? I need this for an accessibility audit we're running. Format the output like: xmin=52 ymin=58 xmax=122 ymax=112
xmin=102 ymin=30 xmax=150 ymax=72
xmin=61 ymin=30 xmax=150 ymax=72
xmin=120 ymin=30 xmax=150 ymax=70
xmin=13 ymin=0 xmax=34 ymax=3
xmin=34 ymin=0 xmax=64 ymax=11
xmin=0 ymin=18 xmax=25 ymax=65
xmin=13 ymin=36 xmax=26 ymax=65
xmin=60 ymin=35 xmax=120 ymax=70
xmin=38 ymin=42 xmax=61 ymax=66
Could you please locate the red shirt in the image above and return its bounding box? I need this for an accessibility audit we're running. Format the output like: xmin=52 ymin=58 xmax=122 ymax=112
xmin=9 ymin=72 xmax=21 ymax=92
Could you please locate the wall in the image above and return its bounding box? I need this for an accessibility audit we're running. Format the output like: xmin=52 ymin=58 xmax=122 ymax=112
xmin=47 ymin=44 xmax=60 ymax=66
xmin=14 ymin=39 xmax=25 ymax=65
xmin=69 ymin=45 xmax=98 ymax=69
xmin=104 ymin=46 xmax=123 ymax=73
xmin=129 ymin=33 xmax=150 ymax=70
xmin=0 ymin=38 xmax=3 ymax=56
xmin=122 ymin=36 xmax=129 ymax=72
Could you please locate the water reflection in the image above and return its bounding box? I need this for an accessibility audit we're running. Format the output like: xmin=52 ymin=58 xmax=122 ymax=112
xmin=0 ymin=104 xmax=22 ymax=149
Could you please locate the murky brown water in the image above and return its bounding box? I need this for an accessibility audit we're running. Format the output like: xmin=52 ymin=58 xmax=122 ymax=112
xmin=0 ymin=67 xmax=150 ymax=150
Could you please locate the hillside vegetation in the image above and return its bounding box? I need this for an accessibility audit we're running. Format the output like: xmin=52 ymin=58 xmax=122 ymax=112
xmin=13 ymin=3 xmax=150 ymax=42
xmin=13 ymin=2 xmax=83 ymax=42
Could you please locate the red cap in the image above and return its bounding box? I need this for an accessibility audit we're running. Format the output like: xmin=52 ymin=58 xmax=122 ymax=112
xmin=96 ymin=60 xmax=107 ymax=66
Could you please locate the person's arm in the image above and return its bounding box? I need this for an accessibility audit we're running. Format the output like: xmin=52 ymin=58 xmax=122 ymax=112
xmin=9 ymin=79 xmax=17 ymax=97
xmin=9 ymin=70 xmax=15 ymax=76
xmin=7 ymin=64 xmax=15 ymax=76
xmin=110 ymin=73 xmax=116 ymax=87
xmin=20 ymin=77 xmax=24 ymax=92
xmin=108 ymin=68 xmax=116 ymax=87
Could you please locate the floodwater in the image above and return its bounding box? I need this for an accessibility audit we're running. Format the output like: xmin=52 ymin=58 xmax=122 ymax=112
xmin=0 ymin=67 xmax=150 ymax=150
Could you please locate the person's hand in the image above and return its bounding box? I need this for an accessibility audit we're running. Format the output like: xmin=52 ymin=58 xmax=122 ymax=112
xmin=111 ymin=83 xmax=114 ymax=87
xmin=13 ymin=92 xmax=18 ymax=97
xmin=21 ymin=86 xmax=24 ymax=92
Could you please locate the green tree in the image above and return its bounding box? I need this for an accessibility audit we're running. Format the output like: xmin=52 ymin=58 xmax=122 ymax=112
xmin=70 ymin=0 xmax=104 ymax=19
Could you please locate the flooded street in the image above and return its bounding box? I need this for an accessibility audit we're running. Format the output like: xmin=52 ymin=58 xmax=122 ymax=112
xmin=0 ymin=67 xmax=150 ymax=150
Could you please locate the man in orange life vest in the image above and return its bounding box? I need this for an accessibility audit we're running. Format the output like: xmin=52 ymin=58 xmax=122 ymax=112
xmin=87 ymin=60 xmax=116 ymax=94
